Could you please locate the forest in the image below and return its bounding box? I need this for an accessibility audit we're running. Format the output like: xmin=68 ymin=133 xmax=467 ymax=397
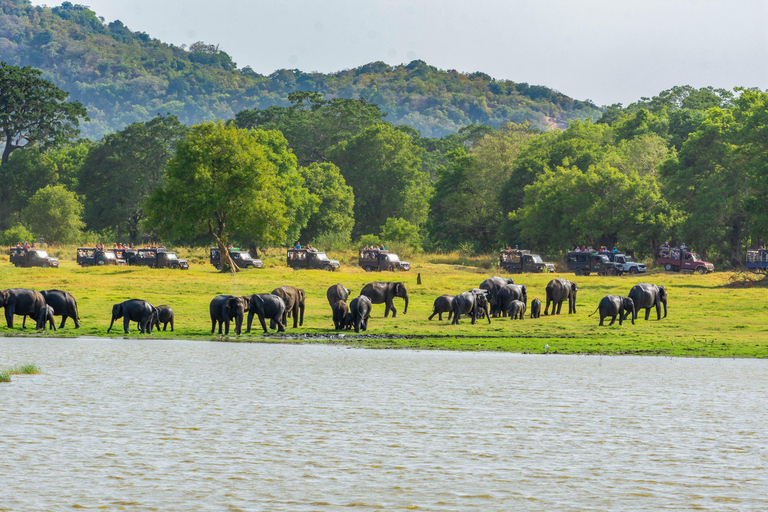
xmin=1 ymin=1 xmax=767 ymax=268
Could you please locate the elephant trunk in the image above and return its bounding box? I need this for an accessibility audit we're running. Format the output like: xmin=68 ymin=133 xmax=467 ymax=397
xmin=234 ymin=310 xmax=243 ymax=335
xmin=107 ymin=314 xmax=116 ymax=333
xmin=630 ymin=304 xmax=636 ymax=325
xmin=402 ymin=290 xmax=409 ymax=315
xmin=662 ymin=299 xmax=667 ymax=319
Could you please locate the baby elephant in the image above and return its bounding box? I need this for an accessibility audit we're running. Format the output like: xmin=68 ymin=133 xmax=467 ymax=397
xmin=530 ymin=298 xmax=542 ymax=319
xmin=153 ymin=305 xmax=175 ymax=331
xmin=36 ymin=304 xmax=56 ymax=331
xmin=508 ymin=300 xmax=526 ymax=320
xmin=590 ymin=295 xmax=636 ymax=326
xmin=332 ymin=300 xmax=349 ymax=330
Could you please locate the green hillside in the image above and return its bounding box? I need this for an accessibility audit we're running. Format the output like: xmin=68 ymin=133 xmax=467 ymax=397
xmin=0 ymin=0 xmax=602 ymax=139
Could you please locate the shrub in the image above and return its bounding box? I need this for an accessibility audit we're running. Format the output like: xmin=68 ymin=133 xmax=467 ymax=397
xmin=0 ymin=224 xmax=36 ymax=247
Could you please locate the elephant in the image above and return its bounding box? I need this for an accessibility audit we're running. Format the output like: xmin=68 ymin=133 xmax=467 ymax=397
xmin=36 ymin=304 xmax=57 ymax=331
xmin=530 ymin=298 xmax=542 ymax=319
xmin=107 ymin=299 xmax=157 ymax=334
xmin=480 ymin=276 xmax=515 ymax=316
xmin=496 ymin=284 xmax=527 ymax=317
xmin=271 ymin=286 xmax=305 ymax=329
xmin=628 ymin=283 xmax=667 ymax=321
xmin=209 ymin=295 xmax=247 ymax=335
xmin=24 ymin=290 xmax=80 ymax=329
xmin=507 ymin=300 xmax=526 ymax=320
xmin=326 ymin=283 xmax=350 ymax=308
xmin=589 ymin=295 xmax=636 ymax=326
xmin=544 ymin=278 xmax=578 ymax=315
xmin=152 ymin=305 xmax=175 ymax=331
xmin=1 ymin=288 xmax=46 ymax=329
xmin=348 ymin=295 xmax=372 ymax=333
xmin=246 ymin=293 xmax=287 ymax=333
xmin=332 ymin=300 xmax=349 ymax=330
xmin=344 ymin=312 xmax=354 ymax=330
xmin=452 ymin=289 xmax=491 ymax=325
xmin=360 ymin=281 xmax=408 ymax=318
xmin=428 ymin=294 xmax=454 ymax=321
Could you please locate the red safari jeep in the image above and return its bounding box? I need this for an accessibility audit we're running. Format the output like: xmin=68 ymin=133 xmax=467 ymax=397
xmin=657 ymin=245 xmax=714 ymax=274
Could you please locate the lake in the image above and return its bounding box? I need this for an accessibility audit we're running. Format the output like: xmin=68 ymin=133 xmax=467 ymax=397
xmin=1 ymin=338 xmax=766 ymax=511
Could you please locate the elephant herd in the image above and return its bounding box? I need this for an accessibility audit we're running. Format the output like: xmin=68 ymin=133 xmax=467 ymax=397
xmin=428 ymin=277 xmax=667 ymax=328
xmin=1 ymin=277 xmax=667 ymax=336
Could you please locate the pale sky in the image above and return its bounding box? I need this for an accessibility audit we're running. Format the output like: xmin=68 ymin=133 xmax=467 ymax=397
xmin=33 ymin=0 xmax=768 ymax=106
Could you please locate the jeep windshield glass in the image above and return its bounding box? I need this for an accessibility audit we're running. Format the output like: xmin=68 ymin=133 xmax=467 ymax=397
xmin=315 ymin=252 xmax=329 ymax=261
xmin=531 ymin=255 xmax=543 ymax=263
xmin=166 ymin=253 xmax=178 ymax=260
xmin=237 ymin=252 xmax=252 ymax=259
xmin=103 ymin=252 xmax=116 ymax=260
xmin=598 ymin=255 xmax=610 ymax=262
xmin=34 ymin=251 xmax=49 ymax=258
xmin=386 ymin=254 xmax=400 ymax=262
xmin=624 ymin=256 xmax=634 ymax=262
xmin=690 ymin=253 xmax=702 ymax=261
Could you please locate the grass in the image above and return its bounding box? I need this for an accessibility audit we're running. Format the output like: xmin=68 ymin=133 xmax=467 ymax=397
xmin=2 ymin=249 xmax=768 ymax=358
xmin=0 ymin=363 xmax=41 ymax=382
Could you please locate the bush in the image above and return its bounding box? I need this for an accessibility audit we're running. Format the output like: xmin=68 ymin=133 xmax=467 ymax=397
xmin=381 ymin=217 xmax=422 ymax=251
xmin=0 ymin=224 xmax=36 ymax=247
xmin=310 ymin=231 xmax=353 ymax=252
xmin=358 ymin=234 xmax=381 ymax=247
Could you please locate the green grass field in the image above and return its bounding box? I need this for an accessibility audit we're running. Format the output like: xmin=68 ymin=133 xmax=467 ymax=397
xmin=2 ymin=253 xmax=767 ymax=358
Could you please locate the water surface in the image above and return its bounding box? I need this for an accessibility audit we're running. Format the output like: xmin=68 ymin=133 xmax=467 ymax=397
xmin=1 ymin=338 xmax=765 ymax=511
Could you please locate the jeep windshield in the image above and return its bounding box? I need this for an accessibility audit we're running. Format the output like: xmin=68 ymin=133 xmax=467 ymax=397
xmin=166 ymin=253 xmax=178 ymax=260
xmin=234 ymin=251 xmax=253 ymax=259
xmin=597 ymin=255 xmax=610 ymax=263
xmin=103 ymin=252 xmax=116 ymax=260
xmin=33 ymin=251 xmax=49 ymax=258
xmin=386 ymin=254 xmax=400 ymax=262
xmin=689 ymin=253 xmax=702 ymax=261
xmin=531 ymin=255 xmax=543 ymax=263
xmin=623 ymin=255 xmax=635 ymax=262
xmin=314 ymin=252 xmax=329 ymax=261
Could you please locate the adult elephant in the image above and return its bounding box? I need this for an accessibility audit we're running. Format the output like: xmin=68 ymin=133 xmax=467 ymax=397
xmin=107 ymin=299 xmax=157 ymax=334
xmin=360 ymin=282 xmax=408 ymax=318
xmin=271 ymin=286 xmax=305 ymax=329
xmin=496 ymin=284 xmax=527 ymax=317
xmin=544 ymin=278 xmax=578 ymax=315
xmin=628 ymin=283 xmax=667 ymax=321
xmin=480 ymin=276 xmax=515 ymax=316
xmin=1 ymin=288 xmax=46 ymax=329
xmin=348 ymin=296 xmax=372 ymax=333
xmin=246 ymin=293 xmax=286 ymax=333
xmin=326 ymin=283 xmax=350 ymax=308
xmin=452 ymin=289 xmax=491 ymax=325
xmin=428 ymin=294 xmax=454 ymax=321
xmin=209 ymin=295 xmax=247 ymax=335
xmin=38 ymin=290 xmax=80 ymax=329
xmin=589 ymin=295 xmax=635 ymax=326
xmin=332 ymin=300 xmax=349 ymax=330
xmin=152 ymin=305 xmax=175 ymax=332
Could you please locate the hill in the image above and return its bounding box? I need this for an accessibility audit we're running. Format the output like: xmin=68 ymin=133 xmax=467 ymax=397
xmin=0 ymin=0 xmax=603 ymax=139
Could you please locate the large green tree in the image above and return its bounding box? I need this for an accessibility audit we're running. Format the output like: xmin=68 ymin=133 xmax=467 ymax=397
xmin=298 ymin=162 xmax=355 ymax=243
xmin=145 ymin=121 xmax=293 ymax=271
xmin=0 ymin=62 xmax=87 ymax=164
xmin=22 ymin=184 xmax=85 ymax=244
xmin=328 ymin=123 xmax=430 ymax=238
xmin=78 ymin=114 xmax=188 ymax=242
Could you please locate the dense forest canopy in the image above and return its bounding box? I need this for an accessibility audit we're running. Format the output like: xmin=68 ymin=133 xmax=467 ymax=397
xmin=0 ymin=0 xmax=601 ymax=139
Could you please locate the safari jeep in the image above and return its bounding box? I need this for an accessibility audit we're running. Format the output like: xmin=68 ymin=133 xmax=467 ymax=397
xmin=287 ymin=248 xmax=340 ymax=271
xmin=135 ymin=248 xmax=189 ymax=269
xmin=499 ymin=249 xmax=555 ymax=273
xmin=9 ymin=247 xmax=59 ymax=268
xmin=566 ymin=251 xmax=620 ymax=276
xmin=76 ymin=247 xmax=126 ymax=267
xmin=358 ymin=249 xmax=410 ymax=272
xmin=210 ymin=247 xmax=263 ymax=270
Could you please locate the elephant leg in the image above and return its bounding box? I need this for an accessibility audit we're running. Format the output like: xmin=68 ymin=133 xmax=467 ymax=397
xmin=276 ymin=314 xmax=286 ymax=332
xmin=123 ymin=316 xmax=131 ymax=334
xmin=389 ymin=301 xmax=397 ymax=318
xmin=609 ymin=315 xmax=616 ymax=326
xmin=59 ymin=316 xmax=67 ymax=329
xmin=656 ymin=303 xmax=662 ymax=320
xmin=292 ymin=306 xmax=299 ymax=329
xmin=259 ymin=314 xmax=269 ymax=333
xmin=645 ymin=308 xmax=651 ymax=321
xmin=223 ymin=319 xmax=230 ymax=335
xmin=544 ymin=298 xmax=550 ymax=316
xmin=170 ymin=318 xmax=174 ymax=332
xmin=428 ymin=311 xmax=436 ymax=320
xmin=211 ymin=317 xmax=216 ymax=334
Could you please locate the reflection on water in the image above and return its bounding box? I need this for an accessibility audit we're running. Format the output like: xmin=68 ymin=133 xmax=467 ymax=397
xmin=1 ymin=338 xmax=766 ymax=511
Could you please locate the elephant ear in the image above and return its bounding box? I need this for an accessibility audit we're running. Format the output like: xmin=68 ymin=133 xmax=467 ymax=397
xmin=571 ymin=282 xmax=578 ymax=292
xmin=659 ymin=286 xmax=667 ymax=300
xmin=113 ymin=303 xmax=122 ymax=316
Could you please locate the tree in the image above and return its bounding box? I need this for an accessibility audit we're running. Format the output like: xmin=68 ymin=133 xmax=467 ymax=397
xmin=22 ymin=184 xmax=85 ymax=244
xmin=0 ymin=141 xmax=90 ymax=230
xmin=234 ymin=92 xmax=386 ymax=166
xmin=328 ymin=123 xmax=430 ymax=238
xmin=0 ymin=62 xmax=88 ymax=164
xmin=78 ymin=114 xmax=188 ymax=242
xmin=298 ymin=162 xmax=355 ymax=242
xmin=381 ymin=217 xmax=421 ymax=249
xmin=145 ymin=122 xmax=292 ymax=272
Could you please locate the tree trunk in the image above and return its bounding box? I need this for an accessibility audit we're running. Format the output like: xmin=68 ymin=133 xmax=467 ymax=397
xmin=213 ymin=235 xmax=239 ymax=274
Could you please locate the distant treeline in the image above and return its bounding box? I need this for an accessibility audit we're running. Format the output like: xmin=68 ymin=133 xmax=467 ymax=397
xmin=2 ymin=61 xmax=766 ymax=269
xmin=0 ymin=0 xmax=601 ymax=139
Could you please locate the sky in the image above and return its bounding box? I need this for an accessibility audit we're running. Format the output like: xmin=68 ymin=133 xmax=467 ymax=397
xmin=33 ymin=0 xmax=768 ymax=106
